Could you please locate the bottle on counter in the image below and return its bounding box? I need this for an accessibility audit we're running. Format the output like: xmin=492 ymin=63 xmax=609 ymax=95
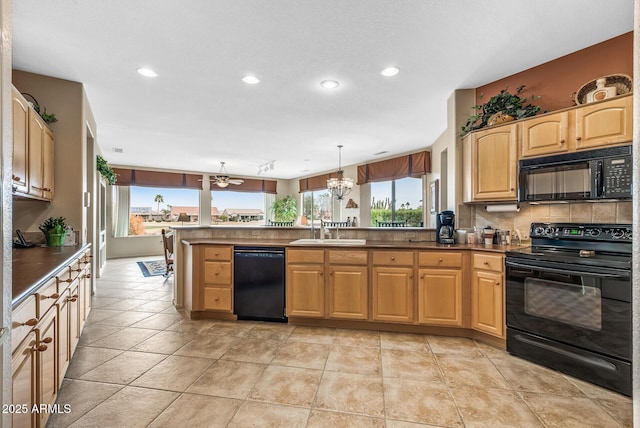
xmin=346 ymin=217 xmax=351 ymax=227
xmin=352 ymin=217 xmax=357 ymax=227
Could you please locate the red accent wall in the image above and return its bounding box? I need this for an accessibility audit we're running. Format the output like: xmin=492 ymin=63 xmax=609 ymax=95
xmin=475 ymin=32 xmax=633 ymax=113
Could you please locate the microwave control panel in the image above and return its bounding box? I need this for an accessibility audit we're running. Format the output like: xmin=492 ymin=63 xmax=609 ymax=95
xmin=603 ymin=157 xmax=632 ymax=197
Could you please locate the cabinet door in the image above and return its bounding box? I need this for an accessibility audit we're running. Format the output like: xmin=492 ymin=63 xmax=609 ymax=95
xmin=575 ymin=95 xmax=632 ymax=150
xmin=472 ymin=123 xmax=518 ymax=201
xmin=328 ymin=265 xmax=368 ymax=320
xmin=12 ymin=87 xmax=29 ymax=193
xmin=68 ymin=283 xmax=80 ymax=355
xmin=286 ymin=264 xmax=325 ymax=318
xmin=12 ymin=330 xmax=36 ymax=428
xmin=27 ymin=109 xmax=45 ymax=198
xmin=36 ymin=308 xmax=58 ymax=428
xmin=203 ymin=261 xmax=232 ymax=285
xmin=42 ymin=127 xmax=55 ymax=200
xmin=521 ymin=111 xmax=569 ymax=157
xmin=472 ymin=270 xmax=504 ymax=338
xmin=57 ymin=291 xmax=70 ymax=387
xmin=418 ymin=268 xmax=462 ymax=326
xmin=372 ymin=267 xmax=414 ymax=323
xmin=203 ymin=287 xmax=232 ymax=311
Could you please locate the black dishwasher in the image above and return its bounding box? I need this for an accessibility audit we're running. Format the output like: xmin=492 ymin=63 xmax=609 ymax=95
xmin=233 ymin=246 xmax=287 ymax=322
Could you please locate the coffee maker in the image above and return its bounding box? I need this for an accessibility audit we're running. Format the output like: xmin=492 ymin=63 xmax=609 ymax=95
xmin=436 ymin=210 xmax=455 ymax=244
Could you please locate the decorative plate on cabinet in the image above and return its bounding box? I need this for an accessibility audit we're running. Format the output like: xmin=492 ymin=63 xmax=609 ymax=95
xmin=572 ymin=74 xmax=632 ymax=105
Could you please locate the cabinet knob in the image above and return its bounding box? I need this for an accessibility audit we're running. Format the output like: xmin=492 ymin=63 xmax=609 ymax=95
xmin=409 ymin=274 xmax=413 ymax=278
xmin=36 ymin=344 xmax=48 ymax=352
xmin=559 ymin=139 xmax=565 ymax=145
xmin=63 ymin=278 xmax=73 ymax=283
xmin=391 ymin=257 xmax=395 ymax=261
xmin=495 ymin=281 xmax=500 ymax=286
xmin=47 ymin=293 xmax=59 ymax=299
xmin=576 ymin=136 xmax=582 ymax=141
xmin=438 ymin=258 xmax=443 ymax=262
xmin=42 ymin=337 xmax=53 ymax=344
xmin=74 ymin=268 xmax=83 ymax=273
xmin=420 ymin=274 xmax=425 ymax=279
xmin=12 ymin=175 xmax=21 ymax=181
xmin=319 ymin=272 xmax=324 ymax=276
xmin=483 ymin=261 xmax=490 ymax=265
xmin=86 ymin=273 xmax=92 ymax=279
xmin=22 ymin=318 xmax=38 ymax=327
xmin=42 ymin=188 xmax=51 ymax=192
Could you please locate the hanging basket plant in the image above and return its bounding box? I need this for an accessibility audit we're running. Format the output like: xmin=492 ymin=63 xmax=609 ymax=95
xmin=460 ymin=85 xmax=542 ymax=137
xmin=97 ymin=155 xmax=117 ymax=184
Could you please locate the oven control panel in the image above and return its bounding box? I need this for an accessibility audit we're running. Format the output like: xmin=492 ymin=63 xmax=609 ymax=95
xmin=530 ymin=223 xmax=632 ymax=241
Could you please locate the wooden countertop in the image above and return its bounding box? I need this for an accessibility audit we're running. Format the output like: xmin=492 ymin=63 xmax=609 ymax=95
xmin=12 ymin=244 xmax=91 ymax=307
xmin=181 ymin=238 xmax=523 ymax=253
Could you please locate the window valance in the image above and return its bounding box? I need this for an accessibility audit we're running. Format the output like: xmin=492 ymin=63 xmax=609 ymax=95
xmin=112 ymin=168 xmax=202 ymax=189
xmin=298 ymin=172 xmax=339 ymax=193
xmin=356 ymin=151 xmax=430 ymax=184
xmin=213 ymin=178 xmax=277 ymax=194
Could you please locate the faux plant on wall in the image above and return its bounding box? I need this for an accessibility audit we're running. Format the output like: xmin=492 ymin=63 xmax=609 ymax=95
xmin=460 ymin=85 xmax=542 ymax=137
xmin=96 ymin=155 xmax=117 ymax=184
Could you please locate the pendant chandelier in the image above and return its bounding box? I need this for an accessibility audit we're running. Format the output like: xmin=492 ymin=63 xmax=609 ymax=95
xmin=327 ymin=145 xmax=354 ymax=200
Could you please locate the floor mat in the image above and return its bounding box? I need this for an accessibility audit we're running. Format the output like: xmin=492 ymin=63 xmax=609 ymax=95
xmin=136 ymin=260 xmax=167 ymax=277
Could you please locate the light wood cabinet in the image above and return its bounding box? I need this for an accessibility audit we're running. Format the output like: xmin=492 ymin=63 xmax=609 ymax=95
xmin=12 ymin=330 xmax=36 ymax=428
xmin=36 ymin=308 xmax=58 ymax=428
xmin=521 ymin=111 xmax=569 ymax=157
xmin=372 ymin=250 xmax=414 ymax=323
xmin=574 ymin=94 xmax=632 ymax=150
xmin=464 ymin=123 xmax=518 ymax=202
xmin=12 ymin=87 xmax=29 ymax=194
xmin=471 ymin=253 xmax=504 ymax=338
xmin=328 ymin=250 xmax=368 ymax=320
xmin=201 ymin=245 xmax=233 ymax=312
xmin=286 ymin=249 xmax=325 ymax=318
xmin=417 ymin=251 xmax=463 ymax=327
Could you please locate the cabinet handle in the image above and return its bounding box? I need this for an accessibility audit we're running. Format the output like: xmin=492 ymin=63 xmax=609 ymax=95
xmin=438 ymin=258 xmax=443 ymax=262
xmin=73 ymin=268 xmax=83 ymax=273
xmin=36 ymin=344 xmax=48 ymax=352
xmin=483 ymin=261 xmax=490 ymax=265
xmin=42 ymin=188 xmax=51 ymax=192
xmin=47 ymin=293 xmax=59 ymax=299
xmin=576 ymin=136 xmax=582 ymax=141
xmin=391 ymin=257 xmax=395 ymax=261
xmin=31 ymin=186 xmax=43 ymax=190
xmin=495 ymin=281 xmax=501 ymax=286
xmin=42 ymin=337 xmax=53 ymax=344
xmin=319 ymin=272 xmax=324 ymax=276
xmin=409 ymin=274 xmax=413 ymax=278
xmin=63 ymin=278 xmax=73 ymax=283
xmin=559 ymin=139 xmax=565 ymax=145
xmin=85 ymin=273 xmax=92 ymax=279
xmin=12 ymin=175 xmax=21 ymax=181
xmin=420 ymin=274 xmax=425 ymax=279
xmin=22 ymin=318 xmax=38 ymax=327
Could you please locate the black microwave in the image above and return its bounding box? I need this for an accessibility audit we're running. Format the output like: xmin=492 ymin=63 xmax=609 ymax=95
xmin=518 ymin=145 xmax=632 ymax=202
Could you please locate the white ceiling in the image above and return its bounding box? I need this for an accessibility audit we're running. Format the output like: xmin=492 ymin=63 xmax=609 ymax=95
xmin=12 ymin=0 xmax=633 ymax=180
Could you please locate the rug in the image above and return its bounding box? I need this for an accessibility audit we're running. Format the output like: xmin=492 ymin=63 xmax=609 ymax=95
xmin=137 ymin=260 xmax=167 ymax=277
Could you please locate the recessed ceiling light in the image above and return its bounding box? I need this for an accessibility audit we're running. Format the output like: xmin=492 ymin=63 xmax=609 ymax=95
xmin=381 ymin=66 xmax=400 ymax=77
xmin=137 ymin=67 xmax=158 ymax=77
xmin=242 ymin=75 xmax=260 ymax=84
xmin=320 ymin=80 xmax=339 ymax=89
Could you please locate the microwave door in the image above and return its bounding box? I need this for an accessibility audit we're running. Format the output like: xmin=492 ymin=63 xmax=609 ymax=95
xmin=523 ymin=162 xmax=592 ymax=201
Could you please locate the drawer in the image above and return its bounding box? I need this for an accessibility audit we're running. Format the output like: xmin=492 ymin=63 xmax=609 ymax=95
xmin=203 ymin=287 xmax=232 ymax=311
xmin=287 ymin=249 xmax=324 ymax=264
xmin=328 ymin=250 xmax=367 ymax=265
xmin=473 ymin=253 xmax=504 ymax=272
xmin=418 ymin=251 xmax=462 ymax=268
xmin=203 ymin=261 xmax=232 ymax=284
xmin=36 ymin=278 xmax=60 ymax=318
xmin=372 ymin=251 xmax=414 ymax=266
xmin=204 ymin=246 xmax=232 ymax=261
xmin=69 ymin=257 xmax=84 ymax=281
xmin=12 ymin=295 xmax=37 ymax=353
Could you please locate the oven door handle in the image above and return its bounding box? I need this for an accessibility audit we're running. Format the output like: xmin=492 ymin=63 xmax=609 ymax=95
xmin=506 ymin=260 xmax=630 ymax=280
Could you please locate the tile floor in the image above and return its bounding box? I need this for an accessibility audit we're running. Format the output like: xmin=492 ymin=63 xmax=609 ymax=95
xmin=46 ymin=256 xmax=633 ymax=427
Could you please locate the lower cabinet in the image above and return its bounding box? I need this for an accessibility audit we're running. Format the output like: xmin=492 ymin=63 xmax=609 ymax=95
xmin=202 ymin=246 xmax=233 ymax=312
xmin=372 ymin=251 xmax=415 ymax=323
xmin=286 ymin=249 xmax=325 ymax=318
xmin=328 ymin=250 xmax=368 ymax=320
xmin=471 ymin=253 xmax=505 ymax=338
xmin=37 ymin=308 xmax=58 ymax=428
xmin=417 ymin=252 xmax=464 ymax=327
xmin=12 ymin=331 xmax=36 ymax=428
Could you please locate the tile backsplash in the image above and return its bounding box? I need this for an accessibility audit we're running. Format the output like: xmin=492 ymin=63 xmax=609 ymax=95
xmin=457 ymin=201 xmax=631 ymax=240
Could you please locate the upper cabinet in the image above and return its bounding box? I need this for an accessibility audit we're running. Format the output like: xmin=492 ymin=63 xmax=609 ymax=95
xmin=12 ymin=86 xmax=55 ymax=201
xmin=574 ymin=94 xmax=632 ymax=150
xmin=520 ymin=111 xmax=569 ymax=158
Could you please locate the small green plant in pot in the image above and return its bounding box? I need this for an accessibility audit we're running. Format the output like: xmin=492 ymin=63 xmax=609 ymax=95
xmin=39 ymin=216 xmax=68 ymax=247
xmin=271 ymin=195 xmax=297 ymax=223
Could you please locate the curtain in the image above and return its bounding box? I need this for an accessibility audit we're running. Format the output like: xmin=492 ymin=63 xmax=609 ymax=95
xmin=357 ymin=151 xmax=431 ymax=184
xmin=112 ymin=185 xmax=130 ymax=237
xmin=111 ymin=167 xmax=202 ymax=190
xmin=298 ymin=172 xmax=339 ymax=193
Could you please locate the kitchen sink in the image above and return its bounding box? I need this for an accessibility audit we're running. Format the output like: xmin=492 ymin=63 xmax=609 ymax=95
xmin=289 ymin=238 xmax=367 ymax=246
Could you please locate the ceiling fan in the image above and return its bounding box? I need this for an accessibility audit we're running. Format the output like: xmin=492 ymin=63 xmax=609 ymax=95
xmin=209 ymin=162 xmax=244 ymax=188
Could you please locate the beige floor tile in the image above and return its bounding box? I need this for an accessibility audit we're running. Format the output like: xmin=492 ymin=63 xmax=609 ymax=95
xmin=79 ymin=351 xmax=166 ymax=385
xmin=384 ymin=377 xmax=462 ymax=426
xmin=381 ymin=349 xmax=441 ymax=382
xmin=563 ymin=374 xmax=632 ymax=401
xmin=65 ymin=346 xmax=124 ymax=379
xmin=131 ymin=355 xmax=214 ymax=391
xmin=102 ymin=298 xmax=153 ymax=311
xmin=93 ymin=310 xmax=154 ymax=327
xmin=77 ymin=324 xmax=122 ymax=346
xmin=245 ymin=322 xmax=295 ymax=341
xmin=334 ymin=328 xmax=380 ymax=347
xmin=288 ymin=326 xmax=336 ymax=344
xmin=379 ymin=332 xmax=429 ymax=352
xmin=596 ymin=398 xmax=633 ymax=428
xmin=206 ymin=320 xmax=255 ymax=337
xmin=129 ymin=312 xmax=183 ymax=330
xmin=521 ymin=392 xmax=623 ymax=428
xmin=473 ymin=339 xmax=508 ymax=358
xmin=187 ymin=360 xmax=266 ymax=399
xmin=149 ymin=394 xmax=242 ymax=428
xmin=492 ymin=356 xmax=584 ymax=396
xmin=450 ymin=385 xmax=542 ymax=427
xmin=166 ymin=318 xmax=217 ymax=335
xmin=272 ymin=340 xmax=330 ymax=370
xmin=69 ymin=386 xmax=179 ymax=428
xmin=132 ymin=299 xmax=175 ymax=313
xmin=385 ymin=420 xmax=444 ymax=427
xmin=426 ymin=335 xmax=483 ymax=356
xmin=174 ymin=332 xmax=239 ymax=359
xmin=325 ymin=344 xmax=381 ymax=375
xmin=88 ymin=326 xmax=160 ymax=350
xmin=314 ymin=371 xmax=384 ymax=417
xmin=437 ymin=354 xmax=510 ymax=389
xmin=221 ymin=338 xmax=281 ymax=364
xmin=47 ymin=379 xmax=123 ymax=426
xmin=227 ymin=401 xmax=310 ymax=428
xmin=90 ymin=296 xmax=124 ymax=309
xmin=85 ymin=308 xmax=124 ymax=324
xmin=306 ymin=409 xmax=385 ymax=427
xmin=249 ymin=365 xmax=322 ymax=406
xmin=130 ymin=330 xmax=196 ymax=354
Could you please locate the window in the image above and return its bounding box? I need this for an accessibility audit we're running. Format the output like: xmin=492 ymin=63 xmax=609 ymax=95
xmin=301 ymin=190 xmax=333 ymax=226
xmin=211 ymin=190 xmax=266 ymax=226
xmin=127 ymin=186 xmax=199 ymax=235
xmin=370 ymin=177 xmax=423 ymax=226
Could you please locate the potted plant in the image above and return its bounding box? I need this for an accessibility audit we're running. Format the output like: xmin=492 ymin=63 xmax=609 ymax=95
xmin=270 ymin=195 xmax=297 ymax=223
xmin=39 ymin=216 xmax=68 ymax=247
xmin=97 ymin=155 xmax=117 ymax=184
xmin=460 ymin=85 xmax=542 ymax=137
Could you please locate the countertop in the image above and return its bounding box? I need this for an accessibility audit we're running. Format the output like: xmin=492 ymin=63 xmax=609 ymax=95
xmin=181 ymin=238 xmax=525 ymax=253
xmin=13 ymin=244 xmax=91 ymax=307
